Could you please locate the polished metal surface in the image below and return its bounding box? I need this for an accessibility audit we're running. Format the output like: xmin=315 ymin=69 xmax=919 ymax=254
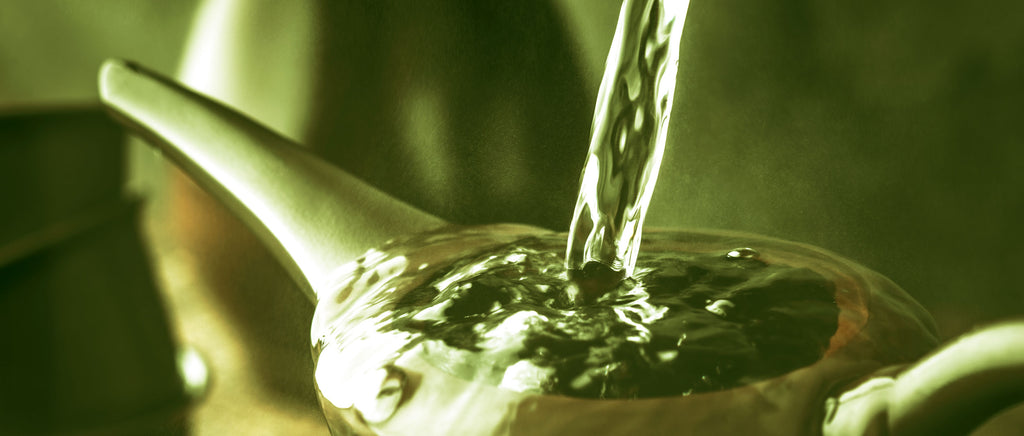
xmin=99 ymin=60 xmax=445 ymax=302
xmin=96 ymin=56 xmax=1024 ymax=436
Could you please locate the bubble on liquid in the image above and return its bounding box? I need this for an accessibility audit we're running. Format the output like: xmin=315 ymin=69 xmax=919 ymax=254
xmin=705 ymin=299 xmax=735 ymax=317
xmin=726 ymin=247 xmax=760 ymax=260
xmin=353 ymin=364 xmax=408 ymax=424
xmin=676 ymin=332 xmax=687 ymax=346
xmin=657 ymin=349 xmax=678 ymax=362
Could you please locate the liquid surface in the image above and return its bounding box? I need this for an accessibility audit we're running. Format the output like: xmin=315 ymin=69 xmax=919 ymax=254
xmin=310 ymin=225 xmax=951 ymax=435
xmin=311 ymin=228 xmax=842 ymax=435
xmin=391 ymin=234 xmax=838 ymax=399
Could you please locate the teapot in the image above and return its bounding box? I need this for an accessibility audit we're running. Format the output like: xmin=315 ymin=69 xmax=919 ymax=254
xmin=98 ymin=56 xmax=1023 ymax=436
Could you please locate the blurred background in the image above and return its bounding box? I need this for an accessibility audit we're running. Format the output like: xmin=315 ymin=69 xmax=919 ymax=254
xmin=1 ymin=0 xmax=1022 ymax=434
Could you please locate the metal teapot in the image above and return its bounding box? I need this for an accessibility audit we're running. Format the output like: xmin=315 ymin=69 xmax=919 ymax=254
xmin=99 ymin=59 xmax=1023 ymax=435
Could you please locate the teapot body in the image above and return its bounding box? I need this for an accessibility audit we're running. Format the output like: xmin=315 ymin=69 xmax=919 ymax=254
xmin=311 ymin=225 xmax=939 ymax=435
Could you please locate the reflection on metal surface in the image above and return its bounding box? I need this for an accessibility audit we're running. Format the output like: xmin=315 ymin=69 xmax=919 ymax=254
xmin=176 ymin=346 xmax=210 ymax=400
xmin=823 ymin=321 xmax=1024 ymax=436
xmin=99 ymin=60 xmax=444 ymax=302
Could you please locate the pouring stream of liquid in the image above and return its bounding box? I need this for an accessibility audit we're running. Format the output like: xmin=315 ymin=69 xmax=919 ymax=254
xmin=566 ymin=0 xmax=689 ymax=281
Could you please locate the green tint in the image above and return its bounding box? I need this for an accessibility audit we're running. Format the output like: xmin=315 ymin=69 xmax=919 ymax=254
xmin=98 ymin=60 xmax=445 ymax=302
xmin=567 ymin=0 xmax=688 ymax=276
xmin=647 ymin=0 xmax=1024 ymax=338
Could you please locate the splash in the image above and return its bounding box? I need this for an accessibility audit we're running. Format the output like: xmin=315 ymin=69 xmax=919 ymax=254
xmin=310 ymin=226 xmax=842 ymax=434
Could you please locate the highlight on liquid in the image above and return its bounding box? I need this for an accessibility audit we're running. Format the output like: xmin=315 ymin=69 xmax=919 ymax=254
xmin=307 ymin=225 xmax=934 ymax=435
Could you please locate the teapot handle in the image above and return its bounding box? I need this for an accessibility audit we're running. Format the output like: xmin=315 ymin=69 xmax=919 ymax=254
xmin=824 ymin=319 xmax=1024 ymax=435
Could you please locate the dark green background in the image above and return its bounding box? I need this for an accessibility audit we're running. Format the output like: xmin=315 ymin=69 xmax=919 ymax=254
xmin=299 ymin=1 xmax=1024 ymax=339
xmin=653 ymin=0 xmax=1024 ymax=338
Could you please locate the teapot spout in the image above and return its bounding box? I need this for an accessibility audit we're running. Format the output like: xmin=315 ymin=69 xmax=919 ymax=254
xmin=99 ymin=59 xmax=446 ymax=303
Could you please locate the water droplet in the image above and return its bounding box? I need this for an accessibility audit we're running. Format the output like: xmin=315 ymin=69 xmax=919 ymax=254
xmin=726 ymin=247 xmax=759 ymax=259
xmin=353 ymin=364 xmax=407 ymax=424
xmin=705 ymin=299 xmax=735 ymax=317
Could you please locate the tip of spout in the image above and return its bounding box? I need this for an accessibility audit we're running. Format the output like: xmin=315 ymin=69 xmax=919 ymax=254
xmin=98 ymin=59 xmax=155 ymax=137
xmin=98 ymin=59 xmax=139 ymax=108
xmin=98 ymin=59 xmax=181 ymax=128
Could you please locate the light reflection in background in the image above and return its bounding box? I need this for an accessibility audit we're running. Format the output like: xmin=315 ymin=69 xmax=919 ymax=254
xmin=0 ymin=1 xmax=197 ymax=109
